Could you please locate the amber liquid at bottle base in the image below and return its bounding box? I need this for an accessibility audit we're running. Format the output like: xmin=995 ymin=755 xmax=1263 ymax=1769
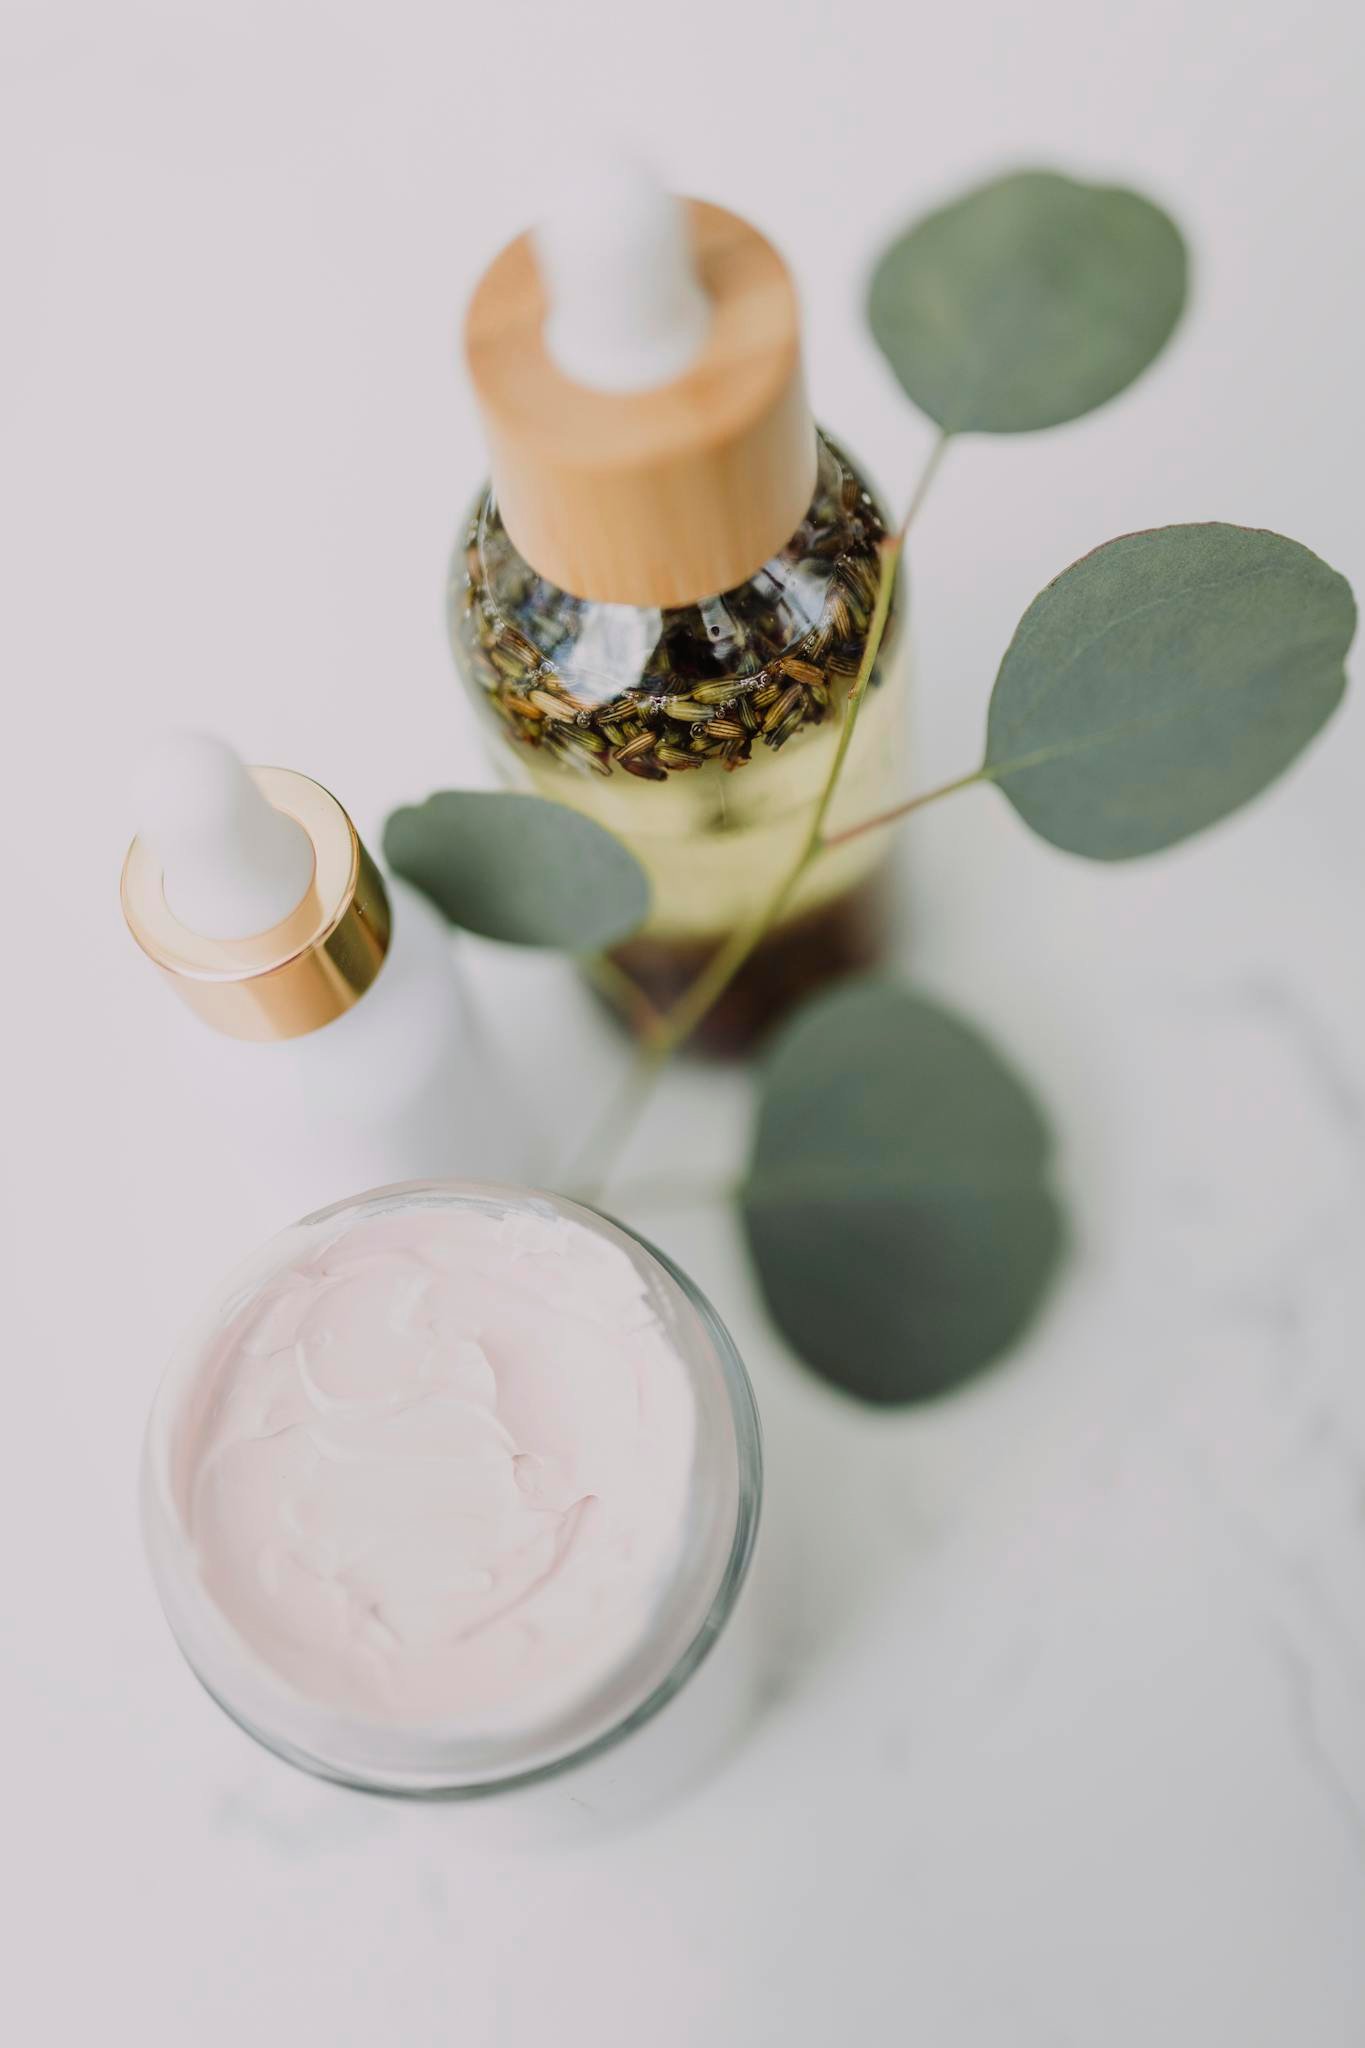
xmin=449 ymin=435 xmax=905 ymax=1053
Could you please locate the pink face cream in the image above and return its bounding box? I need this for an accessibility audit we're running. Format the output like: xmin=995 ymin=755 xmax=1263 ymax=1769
xmin=142 ymin=1184 xmax=761 ymax=1799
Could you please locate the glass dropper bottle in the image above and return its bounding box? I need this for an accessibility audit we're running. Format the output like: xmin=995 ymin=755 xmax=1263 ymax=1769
xmin=450 ymin=157 xmax=906 ymax=1052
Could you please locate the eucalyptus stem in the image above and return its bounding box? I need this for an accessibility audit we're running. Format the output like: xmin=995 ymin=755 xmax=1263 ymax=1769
xmin=653 ymin=534 xmax=903 ymax=1053
xmin=897 ymin=429 xmax=951 ymax=541
xmin=569 ymin=550 xmax=897 ymax=1197
xmin=568 ymin=433 xmax=950 ymax=1197
xmin=579 ymin=951 xmax=667 ymax=1044
xmin=819 ymin=765 xmax=984 ymax=850
xmin=564 ymin=1055 xmax=662 ymax=1200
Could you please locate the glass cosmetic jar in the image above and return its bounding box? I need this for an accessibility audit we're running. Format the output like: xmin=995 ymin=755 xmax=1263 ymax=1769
xmin=141 ymin=1182 xmax=761 ymax=1815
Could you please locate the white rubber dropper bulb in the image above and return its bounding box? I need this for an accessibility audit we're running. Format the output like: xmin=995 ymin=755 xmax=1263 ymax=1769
xmin=534 ymin=151 xmax=711 ymax=393
xmin=136 ymin=732 xmax=315 ymax=941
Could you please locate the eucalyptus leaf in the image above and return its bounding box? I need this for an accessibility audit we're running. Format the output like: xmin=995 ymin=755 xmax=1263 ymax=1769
xmin=740 ymin=981 xmax=1063 ymax=1405
xmin=985 ymin=523 xmax=1356 ymax=859
xmin=868 ymin=168 xmax=1187 ymax=434
xmin=383 ymin=791 xmax=650 ymax=949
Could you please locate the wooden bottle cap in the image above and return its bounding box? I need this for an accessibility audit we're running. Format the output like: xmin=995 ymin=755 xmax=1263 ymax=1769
xmin=464 ymin=200 xmax=817 ymax=609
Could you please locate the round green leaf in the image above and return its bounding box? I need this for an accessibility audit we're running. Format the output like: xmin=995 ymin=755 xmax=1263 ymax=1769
xmin=985 ymin=523 xmax=1356 ymax=860
xmin=383 ymin=790 xmax=650 ymax=949
xmin=740 ymin=981 xmax=1063 ymax=1405
xmin=868 ymin=168 xmax=1187 ymax=434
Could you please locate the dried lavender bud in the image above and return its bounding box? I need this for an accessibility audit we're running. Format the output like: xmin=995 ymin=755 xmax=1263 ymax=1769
xmin=449 ymin=434 xmax=897 ymax=785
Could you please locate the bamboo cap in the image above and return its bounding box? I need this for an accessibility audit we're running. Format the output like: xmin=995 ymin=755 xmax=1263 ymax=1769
xmin=464 ymin=197 xmax=817 ymax=609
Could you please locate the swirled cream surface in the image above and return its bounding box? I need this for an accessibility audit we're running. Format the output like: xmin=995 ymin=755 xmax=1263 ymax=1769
xmin=176 ymin=1203 xmax=697 ymax=1730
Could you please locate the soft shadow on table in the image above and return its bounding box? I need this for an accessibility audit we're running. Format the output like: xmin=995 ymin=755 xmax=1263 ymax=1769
xmin=741 ymin=1363 xmax=952 ymax=1723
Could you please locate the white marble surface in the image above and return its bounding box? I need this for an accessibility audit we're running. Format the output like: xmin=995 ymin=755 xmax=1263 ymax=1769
xmin=5 ymin=1 xmax=1364 ymax=2041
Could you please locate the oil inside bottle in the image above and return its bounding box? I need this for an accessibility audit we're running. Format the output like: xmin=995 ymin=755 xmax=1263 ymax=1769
xmin=450 ymin=434 xmax=906 ymax=1052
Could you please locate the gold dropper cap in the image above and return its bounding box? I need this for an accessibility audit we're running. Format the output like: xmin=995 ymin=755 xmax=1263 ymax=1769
xmin=464 ymin=198 xmax=817 ymax=609
xmin=121 ymin=767 xmax=391 ymax=1043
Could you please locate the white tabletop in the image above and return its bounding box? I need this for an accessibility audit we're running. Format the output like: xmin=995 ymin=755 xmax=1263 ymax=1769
xmin=5 ymin=1 xmax=1364 ymax=2041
